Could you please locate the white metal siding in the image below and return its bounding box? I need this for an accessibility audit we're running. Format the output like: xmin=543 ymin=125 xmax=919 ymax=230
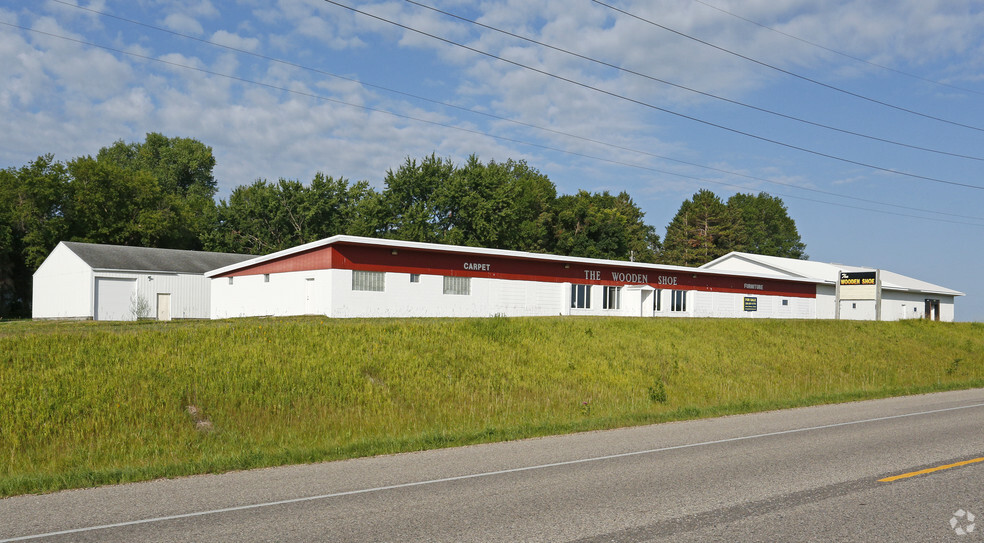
xmin=94 ymin=271 xmax=212 ymax=319
xmin=32 ymin=243 xmax=92 ymax=319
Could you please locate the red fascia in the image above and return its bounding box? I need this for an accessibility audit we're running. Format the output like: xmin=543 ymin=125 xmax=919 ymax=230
xmin=212 ymin=246 xmax=333 ymax=277
xmin=332 ymin=243 xmax=816 ymax=299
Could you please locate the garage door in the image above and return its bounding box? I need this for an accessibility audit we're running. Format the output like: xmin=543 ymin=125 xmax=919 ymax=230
xmin=94 ymin=277 xmax=137 ymax=321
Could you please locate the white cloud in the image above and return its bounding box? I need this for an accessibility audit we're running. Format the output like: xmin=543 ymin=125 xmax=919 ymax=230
xmin=210 ymin=30 xmax=260 ymax=52
xmin=162 ymin=13 xmax=204 ymax=35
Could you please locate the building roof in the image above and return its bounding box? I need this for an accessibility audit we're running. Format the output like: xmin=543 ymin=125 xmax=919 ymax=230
xmin=62 ymin=241 xmax=254 ymax=274
xmin=700 ymin=252 xmax=964 ymax=297
xmin=205 ymin=235 xmax=822 ymax=286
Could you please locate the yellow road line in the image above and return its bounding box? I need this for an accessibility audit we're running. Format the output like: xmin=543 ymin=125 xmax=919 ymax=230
xmin=879 ymin=457 xmax=984 ymax=482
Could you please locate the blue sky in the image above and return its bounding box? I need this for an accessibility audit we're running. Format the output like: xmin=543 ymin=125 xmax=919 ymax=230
xmin=3 ymin=0 xmax=983 ymax=320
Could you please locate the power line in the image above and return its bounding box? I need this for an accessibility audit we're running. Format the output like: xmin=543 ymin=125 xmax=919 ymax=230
xmin=13 ymin=21 xmax=984 ymax=228
xmin=40 ymin=1 xmax=981 ymax=222
xmin=403 ymin=0 xmax=984 ymax=162
xmin=591 ymin=0 xmax=984 ymax=133
xmin=6 ymin=21 xmax=983 ymax=228
xmin=689 ymin=0 xmax=984 ymax=98
xmin=322 ymin=0 xmax=984 ymax=191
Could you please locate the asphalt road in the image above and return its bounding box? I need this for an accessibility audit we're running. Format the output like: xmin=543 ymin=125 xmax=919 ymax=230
xmin=3 ymin=389 xmax=984 ymax=542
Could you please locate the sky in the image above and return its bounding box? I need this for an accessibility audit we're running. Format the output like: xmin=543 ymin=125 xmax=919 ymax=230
xmin=2 ymin=0 xmax=983 ymax=320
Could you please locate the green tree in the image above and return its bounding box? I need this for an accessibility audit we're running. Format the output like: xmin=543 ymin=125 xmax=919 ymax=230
xmin=434 ymin=156 xmax=557 ymax=251
xmin=97 ymin=132 xmax=217 ymax=196
xmin=727 ymin=192 xmax=806 ymax=259
xmin=64 ymin=156 xmax=185 ymax=248
xmin=0 ymin=155 xmax=71 ymax=316
xmin=97 ymin=133 xmax=218 ymax=246
xmin=207 ymin=174 xmax=380 ymax=254
xmin=661 ymin=189 xmax=735 ymax=266
xmin=553 ymin=190 xmax=660 ymax=262
xmin=379 ymin=154 xmax=455 ymax=243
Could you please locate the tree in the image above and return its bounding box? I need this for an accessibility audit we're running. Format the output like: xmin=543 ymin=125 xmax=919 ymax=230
xmin=64 ymin=156 xmax=187 ymax=248
xmin=553 ymin=190 xmax=660 ymax=262
xmin=727 ymin=192 xmax=806 ymax=259
xmin=661 ymin=189 xmax=735 ymax=266
xmin=434 ymin=156 xmax=557 ymax=251
xmin=379 ymin=154 xmax=455 ymax=243
xmin=97 ymin=132 xmax=217 ymax=196
xmin=97 ymin=133 xmax=218 ymax=247
xmin=0 ymin=156 xmax=71 ymax=317
xmin=207 ymin=174 xmax=381 ymax=254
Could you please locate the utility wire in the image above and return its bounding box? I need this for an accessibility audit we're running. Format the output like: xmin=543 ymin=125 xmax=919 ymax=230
xmin=592 ymin=0 xmax=984 ymax=133
xmin=690 ymin=0 xmax=984 ymax=98
xmin=5 ymin=21 xmax=982 ymax=228
xmin=322 ymin=0 xmax=984 ymax=191
xmin=43 ymin=0 xmax=982 ymax=221
xmin=404 ymin=0 xmax=983 ymax=162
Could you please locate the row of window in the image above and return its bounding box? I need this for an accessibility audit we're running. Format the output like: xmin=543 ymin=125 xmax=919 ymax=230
xmin=352 ymin=271 xmax=471 ymax=295
xmin=570 ymin=285 xmax=688 ymax=312
xmin=571 ymin=285 xmax=624 ymax=310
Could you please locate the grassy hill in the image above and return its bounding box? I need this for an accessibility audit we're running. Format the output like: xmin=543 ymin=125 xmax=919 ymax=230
xmin=2 ymin=316 xmax=982 ymax=496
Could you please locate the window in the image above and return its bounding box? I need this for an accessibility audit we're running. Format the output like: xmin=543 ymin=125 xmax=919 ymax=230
xmin=410 ymin=274 xmax=421 ymax=283
xmin=228 ymin=277 xmax=233 ymax=285
xmin=671 ymin=290 xmax=687 ymax=312
xmin=443 ymin=276 xmax=470 ymax=295
xmin=603 ymin=286 xmax=621 ymax=310
xmin=781 ymin=299 xmax=788 ymax=306
xmin=264 ymin=274 xmax=270 ymax=283
xmin=655 ymin=289 xmax=662 ymax=312
xmin=571 ymin=284 xmax=591 ymax=309
xmin=352 ymin=270 xmax=385 ymax=292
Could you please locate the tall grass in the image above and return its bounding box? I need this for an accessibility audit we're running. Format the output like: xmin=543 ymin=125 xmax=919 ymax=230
xmin=1 ymin=316 xmax=982 ymax=496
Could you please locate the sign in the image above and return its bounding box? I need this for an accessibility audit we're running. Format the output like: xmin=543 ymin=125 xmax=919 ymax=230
xmin=743 ymin=297 xmax=757 ymax=311
xmin=839 ymin=270 xmax=878 ymax=301
xmin=840 ymin=271 xmax=876 ymax=286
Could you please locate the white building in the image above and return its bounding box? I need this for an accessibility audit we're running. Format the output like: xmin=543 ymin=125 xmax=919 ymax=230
xmin=32 ymin=242 xmax=253 ymax=321
xmin=700 ymin=252 xmax=964 ymax=322
xmin=207 ymin=236 xmax=823 ymax=320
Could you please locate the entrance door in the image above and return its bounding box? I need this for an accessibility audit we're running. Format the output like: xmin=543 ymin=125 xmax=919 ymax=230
xmin=924 ymin=299 xmax=940 ymax=321
xmin=157 ymin=293 xmax=172 ymax=321
xmin=305 ymin=278 xmax=316 ymax=314
xmin=640 ymin=289 xmax=654 ymax=317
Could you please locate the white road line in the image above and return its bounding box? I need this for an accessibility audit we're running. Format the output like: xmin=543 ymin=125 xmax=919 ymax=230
xmin=4 ymin=400 xmax=984 ymax=542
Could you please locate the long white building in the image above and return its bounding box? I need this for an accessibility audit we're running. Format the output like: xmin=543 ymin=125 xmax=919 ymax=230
xmin=205 ymin=235 xmax=961 ymax=321
xmin=34 ymin=236 xmax=962 ymax=321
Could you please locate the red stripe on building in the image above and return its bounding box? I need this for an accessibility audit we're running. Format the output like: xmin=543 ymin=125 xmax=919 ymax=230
xmin=219 ymin=242 xmax=815 ymax=299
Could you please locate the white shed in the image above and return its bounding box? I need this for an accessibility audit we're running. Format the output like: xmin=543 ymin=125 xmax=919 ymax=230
xmin=700 ymin=252 xmax=964 ymax=322
xmin=32 ymin=242 xmax=253 ymax=321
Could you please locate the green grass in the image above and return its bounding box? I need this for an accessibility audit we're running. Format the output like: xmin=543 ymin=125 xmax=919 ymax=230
xmin=1 ymin=316 xmax=983 ymax=496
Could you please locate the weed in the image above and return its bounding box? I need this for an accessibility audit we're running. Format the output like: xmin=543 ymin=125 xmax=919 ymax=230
xmin=0 ymin=316 xmax=982 ymax=497
xmin=647 ymin=380 xmax=668 ymax=404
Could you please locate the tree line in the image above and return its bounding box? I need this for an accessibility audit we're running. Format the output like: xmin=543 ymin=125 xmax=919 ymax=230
xmin=0 ymin=133 xmax=805 ymax=317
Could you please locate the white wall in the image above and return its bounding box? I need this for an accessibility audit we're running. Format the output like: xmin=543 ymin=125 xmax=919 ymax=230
xmin=330 ymin=271 xmax=567 ymax=318
xmin=689 ymin=291 xmax=815 ymax=319
xmin=32 ymin=244 xmax=92 ymax=319
xmin=210 ymin=270 xmax=329 ymax=319
xmin=816 ymin=284 xmax=837 ymax=320
xmin=96 ymin=271 xmax=212 ymax=320
xmin=838 ymin=299 xmax=877 ymax=321
xmin=880 ymin=291 xmax=956 ymax=322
